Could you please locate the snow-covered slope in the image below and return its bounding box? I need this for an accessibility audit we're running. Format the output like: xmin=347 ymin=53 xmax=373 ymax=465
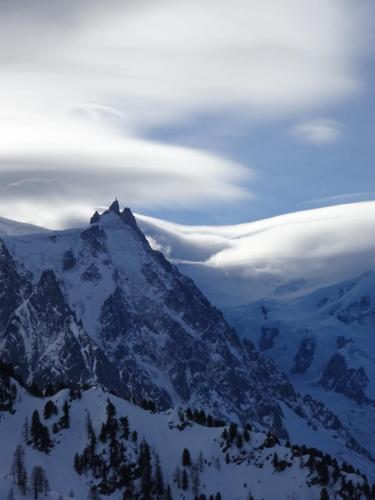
xmin=137 ymin=202 xmax=375 ymax=306
xmin=224 ymin=270 xmax=375 ymax=473
xmin=0 ymin=202 xmax=373 ymax=479
xmin=0 ymin=202 xmax=302 ymax=434
xmin=0 ymin=217 xmax=48 ymax=236
xmin=0 ymin=369 xmax=372 ymax=500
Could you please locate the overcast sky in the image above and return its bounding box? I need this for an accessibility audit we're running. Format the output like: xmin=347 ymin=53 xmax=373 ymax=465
xmin=0 ymin=0 xmax=374 ymax=228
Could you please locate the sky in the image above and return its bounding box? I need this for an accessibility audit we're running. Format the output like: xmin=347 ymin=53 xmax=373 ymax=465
xmin=0 ymin=0 xmax=374 ymax=228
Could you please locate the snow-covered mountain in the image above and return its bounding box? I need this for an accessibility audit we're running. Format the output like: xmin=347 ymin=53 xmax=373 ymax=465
xmin=1 ymin=202 xmax=375 ymax=488
xmin=224 ymin=270 xmax=375 ymax=477
xmin=0 ymin=217 xmax=48 ymax=237
xmin=137 ymin=202 xmax=375 ymax=306
xmin=0 ymin=367 xmax=372 ymax=500
xmin=0 ymin=201 xmax=302 ymax=433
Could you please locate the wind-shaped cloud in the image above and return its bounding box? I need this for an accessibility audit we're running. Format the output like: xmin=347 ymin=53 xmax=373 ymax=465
xmin=137 ymin=202 xmax=375 ymax=305
xmin=0 ymin=0 xmax=371 ymax=226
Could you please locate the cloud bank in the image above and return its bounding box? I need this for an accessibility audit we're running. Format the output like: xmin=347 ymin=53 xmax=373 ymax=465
xmin=0 ymin=0 xmax=370 ymax=226
xmin=137 ymin=202 xmax=375 ymax=304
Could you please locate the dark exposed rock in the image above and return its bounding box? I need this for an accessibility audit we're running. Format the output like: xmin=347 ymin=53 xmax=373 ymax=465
xmin=80 ymin=224 xmax=107 ymax=255
xmin=0 ymin=269 xmax=120 ymax=391
xmin=320 ymin=353 xmax=370 ymax=404
xmin=81 ymin=263 xmax=102 ymax=283
xmin=292 ymin=336 xmax=315 ymax=374
xmin=0 ymin=240 xmax=31 ymax=331
xmin=62 ymin=249 xmax=77 ymax=271
xmin=332 ymin=295 xmax=374 ymax=325
xmin=301 ymin=394 xmax=373 ymax=461
xmin=336 ymin=336 xmax=353 ymax=349
xmin=90 ymin=210 xmax=101 ymax=224
xmin=104 ymin=199 xmax=120 ymax=215
xmin=259 ymin=326 xmax=279 ymax=351
xmin=121 ymin=207 xmax=138 ymax=229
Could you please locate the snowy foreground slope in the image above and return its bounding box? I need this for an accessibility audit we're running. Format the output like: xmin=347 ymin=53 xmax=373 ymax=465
xmin=0 ymin=370 xmax=372 ymax=500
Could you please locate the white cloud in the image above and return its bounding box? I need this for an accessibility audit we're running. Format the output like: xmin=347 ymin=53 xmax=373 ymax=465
xmin=0 ymin=113 xmax=251 ymax=227
xmin=0 ymin=0 xmax=370 ymax=224
xmin=290 ymin=119 xmax=342 ymax=144
xmin=137 ymin=202 xmax=375 ymax=304
xmin=304 ymin=192 xmax=375 ymax=206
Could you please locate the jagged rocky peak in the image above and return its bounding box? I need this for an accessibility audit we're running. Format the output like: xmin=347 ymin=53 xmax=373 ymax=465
xmin=121 ymin=206 xmax=138 ymax=229
xmin=103 ymin=199 xmax=121 ymax=215
xmin=90 ymin=200 xmax=139 ymax=230
xmin=90 ymin=210 xmax=100 ymax=225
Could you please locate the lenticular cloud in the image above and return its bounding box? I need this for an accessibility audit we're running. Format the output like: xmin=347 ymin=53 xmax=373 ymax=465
xmin=137 ymin=201 xmax=375 ymax=304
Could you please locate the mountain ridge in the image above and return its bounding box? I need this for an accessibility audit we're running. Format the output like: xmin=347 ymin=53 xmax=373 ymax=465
xmin=0 ymin=202 xmax=374 ymax=481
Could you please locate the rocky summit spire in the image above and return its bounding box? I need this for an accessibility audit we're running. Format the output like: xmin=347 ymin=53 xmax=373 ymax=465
xmin=121 ymin=207 xmax=138 ymax=229
xmin=90 ymin=201 xmax=144 ymax=239
xmin=90 ymin=211 xmax=101 ymax=225
xmin=104 ymin=199 xmax=120 ymax=215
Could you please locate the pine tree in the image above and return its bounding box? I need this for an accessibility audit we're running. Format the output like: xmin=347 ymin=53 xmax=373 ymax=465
xmin=6 ymin=488 xmax=15 ymax=500
xmin=317 ymin=462 xmax=329 ymax=486
xmin=236 ymin=433 xmax=243 ymax=449
xmin=99 ymin=422 xmax=108 ymax=443
xmin=154 ymin=455 xmax=165 ymax=498
xmin=243 ymin=429 xmax=250 ymax=442
xmin=10 ymin=444 xmax=26 ymax=487
xmin=191 ymin=464 xmax=200 ymax=496
xmin=320 ymin=488 xmax=329 ymax=500
xmin=173 ymin=467 xmax=181 ymax=489
xmin=137 ymin=440 xmax=153 ymax=498
xmin=104 ymin=399 xmax=118 ymax=440
xmin=141 ymin=460 xmax=153 ymax=499
xmin=228 ymin=423 xmax=237 ymax=443
xmin=30 ymin=466 xmax=49 ymax=499
xmin=19 ymin=468 xmax=28 ymax=495
xmin=88 ymin=485 xmax=101 ymax=500
xmin=182 ymin=448 xmax=192 ymax=466
xmin=61 ymin=400 xmax=70 ymax=428
xmin=181 ymin=469 xmax=189 ymax=490
xmin=346 ymin=480 xmax=354 ymax=497
xmin=30 ymin=410 xmax=52 ymax=452
xmin=22 ymin=417 xmax=30 ymax=444
xmin=106 ymin=398 xmax=116 ymax=419
xmin=120 ymin=416 xmax=130 ymax=439
xmin=86 ymin=412 xmax=94 ymax=438
xmin=166 ymin=484 xmax=173 ymax=500
xmin=43 ymin=400 xmax=58 ymax=419
xmin=74 ymin=453 xmax=81 ymax=474
xmin=197 ymin=452 xmax=204 ymax=473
